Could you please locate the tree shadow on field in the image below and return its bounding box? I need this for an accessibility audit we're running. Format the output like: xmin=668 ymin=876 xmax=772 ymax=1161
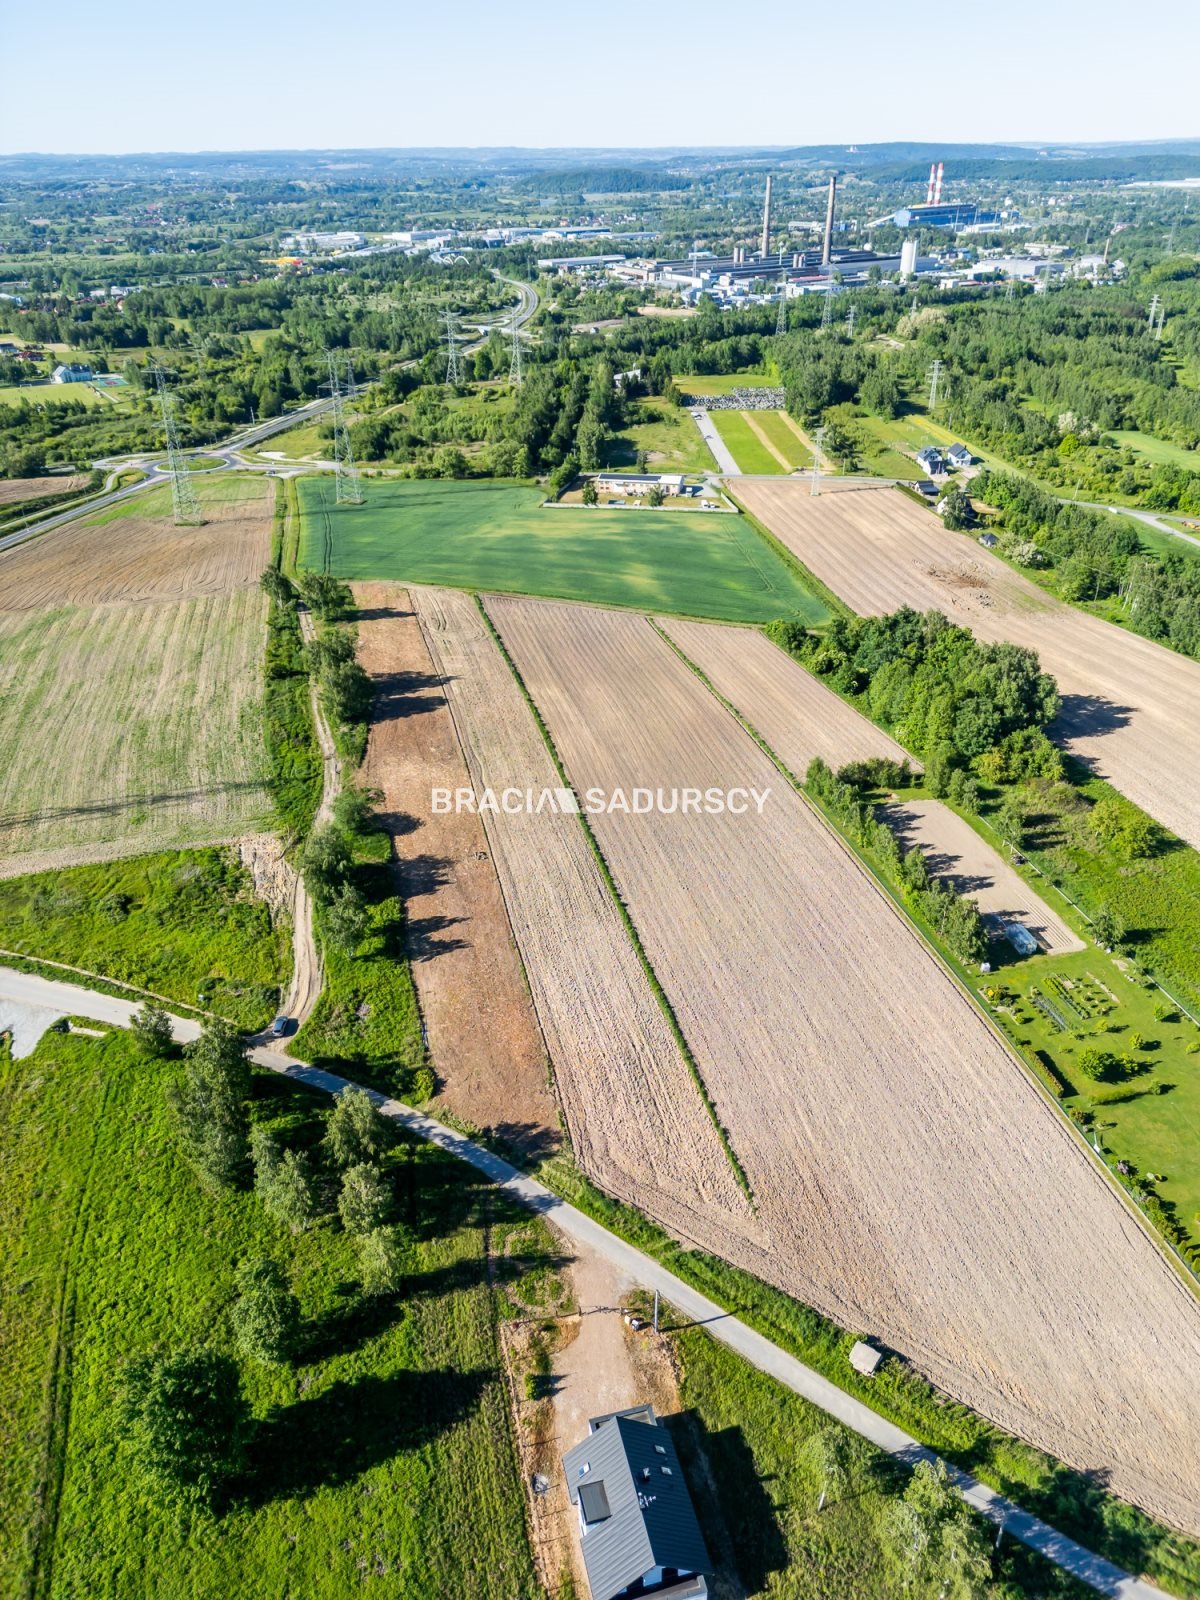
xmin=369 ymin=666 xmax=446 ymax=724
xmin=1051 ymin=692 xmax=1135 ymax=742
xmin=666 ymin=1410 xmax=787 ymax=1598
xmin=355 ymin=603 xmax=415 ymax=622
xmin=406 ymin=910 xmax=469 ymax=962
xmin=244 ymin=1368 xmax=491 ymax=1504
xmin=301 ymin=1284 xmax=409 ymax=1364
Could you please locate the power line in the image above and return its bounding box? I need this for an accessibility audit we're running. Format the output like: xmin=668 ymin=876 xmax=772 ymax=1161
xmin=151 ymin=364 xmax=203 ymax=527
xmin=1147 ymin=293 xmax=1162 ymax=332
xmin=324 ymin=350 xmax=364 ymax=507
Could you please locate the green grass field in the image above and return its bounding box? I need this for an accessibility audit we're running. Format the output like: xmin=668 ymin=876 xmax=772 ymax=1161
xmin=678 ymin=372 xmax=778 ymax=396
xmin=708 ymin=411 xmax=789 ymax=476
xmin=1109 ymin=430 xmax=1200 ymax=472
xmin=0 ymin=382 xmax=131 ymax=411
xmin=605 ymin=395 xmax=717 ymax=474
xmin=0 ymin=1027 xmax=541 ymax=1600
xmin=0 ymin=849 xmax=287 ymax=1029
xmin=754 ymin=410 xmax=812 ymax=470
xmin=296 ymin=477 xmax=828 ymax=624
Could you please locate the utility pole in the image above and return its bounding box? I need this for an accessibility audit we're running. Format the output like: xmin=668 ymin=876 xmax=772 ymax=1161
xmin=444 ymin=307 xmax=460 ymax=385
xmin=324 ymin=350 xmax=364 ymax=506
xmin=775 ymin=275 xmax=788 ymax=338
xmin=810 ymin=426 xmax=825 ymax=497
xmin=652 ymin=1289 xmax=660 ymax=1334
xmin=152 ymin=364 xmax=203 ymax=526
xmin=927 ymin=359 xmax=943 ymax=411
xmin=508 ymin=302 xmax=523 ymax=386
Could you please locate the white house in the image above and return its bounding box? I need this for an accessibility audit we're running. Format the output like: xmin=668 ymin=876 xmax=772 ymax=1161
xmin=915 ymin=446 xmax=944 ymax=474
xmin=594 ymin=472 xmax=684 ymax=498
xmin=946 ymin=442 xmax=972 ymax=468
xmin=52 ymin=363 xmax=94 ymax=384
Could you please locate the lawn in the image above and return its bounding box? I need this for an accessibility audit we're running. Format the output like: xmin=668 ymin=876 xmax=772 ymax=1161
xmin=604 ymin=394 xmax=717 ymax=474
xmin=754 ymin=410 xmax=812 ymax=470
xmin=296 ymin=477 xmax=828 ymax=624
xmin=0 ymin=849 xmax=288 ymax=1029
xmin=709 ymin=411 xmax=789 ymax=476
xmin=665 ymin=1308 xmax=1093 ymax=1599
xmin=0 ymin=382 xmax=131 ymax=411
xmin=0 ymin=1027 xmax=542 ymax=1600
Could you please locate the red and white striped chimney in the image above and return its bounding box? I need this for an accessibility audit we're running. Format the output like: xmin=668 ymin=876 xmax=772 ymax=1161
xmin=926 ymin=163 xmax=937 ymax=205
xmin=933 ymin=162 xmax=945 ymax=205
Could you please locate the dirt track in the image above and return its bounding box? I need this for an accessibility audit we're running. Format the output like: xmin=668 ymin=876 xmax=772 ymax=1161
xmin=353 ymin=581 xmax=555 ymax=1142
xmin=410 ymin=585 xmax=751 ymax=1238
xmin=880 ymin=798 xmax=1084 ymax=955
xmin=488 ymin=593 xmax=1200 ymax=1534
xmin=737 ymin=480 xmax=1200 ymax=849
xmin=0 ymin=484 xmax=272 ymax=610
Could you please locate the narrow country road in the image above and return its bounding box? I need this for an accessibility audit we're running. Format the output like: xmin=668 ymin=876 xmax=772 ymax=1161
xmin=689 ymin=408 xmax=741 ymax=475
xmin=0 ymin=962 xmax=1174 ymax=1600
xmin=271 ymin=607 xmax=342 ymax=1044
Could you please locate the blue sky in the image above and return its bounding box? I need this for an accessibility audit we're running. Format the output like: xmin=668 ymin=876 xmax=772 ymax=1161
xmin=2 ymin=0 xmax=1197 ymax=154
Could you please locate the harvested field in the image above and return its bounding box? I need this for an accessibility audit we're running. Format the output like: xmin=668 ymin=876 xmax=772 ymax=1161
xmin=487 ymin=593 xmax=1200 ymax=1534
xmin=409 ymin=585 xmax=751 ymax=1240
xmin=657 ymin=616 xmax=914 ymax=778
xmin=880 ymin=798 xmax=1084 ymax=955
xmin=0 ymin=476 xmax=272 ymax=610
xmin=353 ymin=580 xmax=556 ymax=1145
xmin=737 ymin=479 xmax=1200 ymax=850
xmin=0 ymin=592 xmax=271 ymax=862
xmin=0 ymin=474 xmax=89 ymax=507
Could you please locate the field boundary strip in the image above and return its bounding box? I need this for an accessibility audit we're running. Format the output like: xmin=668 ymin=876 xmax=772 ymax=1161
xmin=474 ymin=594 xmax=755 ymax=1204
xmin=651 ymin=619 xmax=1200 ymax=1303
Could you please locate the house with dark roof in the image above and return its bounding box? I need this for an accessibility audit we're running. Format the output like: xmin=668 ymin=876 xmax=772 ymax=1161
xmin=915 ymin=445 xmax=944 ymax=475
xmin=946 ymin=442 xmax=973 ymax=468
xmin=562 ymin=1406 xmax=712 ymax=1600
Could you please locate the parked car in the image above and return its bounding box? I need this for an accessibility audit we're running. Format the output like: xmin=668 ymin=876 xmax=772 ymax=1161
xmin=271 ymin=1014 xmax=289 ymax=1038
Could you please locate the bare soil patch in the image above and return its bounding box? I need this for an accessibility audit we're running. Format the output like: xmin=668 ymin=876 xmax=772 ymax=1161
xmin=410 ymin=585 xmax=751 ymax=1238
xmin=488 ymin=593 xmax=1200 ymax=1534
xmin=880 ymin=798 xmax=1084 ymax=954
xmin=352 ymin=580 xmax=556 ymax=1145
xmin=658 ymin=617 xmax=914 ymax=778
xmin=0 ymin=482 xmax=272 ymax=610
xmin=0 ymin=475 xmax=89 ymax=508
xmin=737 ymin=480 xmax=1200 ymax=850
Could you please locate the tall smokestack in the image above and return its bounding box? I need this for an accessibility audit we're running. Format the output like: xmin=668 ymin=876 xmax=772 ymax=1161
xmin=934 ymin=162 xmax=945 ymax=206
xmin=926 ymin=163 xmax=937 ymax=205
xmin=760 ymin=174 xmax=773 ymax=258
xmin=821 ymin=174 xmax=837 ymax=267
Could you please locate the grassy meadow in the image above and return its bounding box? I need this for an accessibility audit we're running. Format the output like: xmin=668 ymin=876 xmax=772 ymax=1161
xmin=296 ymin=477 xmax=828 ymax=624
xmin=708 ymin=410 xmax=789 ymax=476
xmin=0 ymin=1026 xmax=543 ymax=1600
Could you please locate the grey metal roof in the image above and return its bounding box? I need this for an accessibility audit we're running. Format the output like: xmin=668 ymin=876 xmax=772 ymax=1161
xmin=562 ymin=1413 xmax=710 ymax=1600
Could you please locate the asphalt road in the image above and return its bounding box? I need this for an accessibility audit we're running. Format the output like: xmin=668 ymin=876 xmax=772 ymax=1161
xmin=0 ymin=961 xmax=1175 ymax=1600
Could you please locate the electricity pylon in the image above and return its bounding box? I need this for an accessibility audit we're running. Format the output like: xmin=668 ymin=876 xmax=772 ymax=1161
xmin=775 ymin=275 xmax=788 ymax=337
xmin=928 ymin=359 xmax=943 ymax=410
xmin=1147 ymin=293 xmax=1162 ymax=331
xmin=444 ymin=308 xmax=461 ymax=385
xmin=509 ymin=304 xmax=523 ymax=385
xmin=152 ymin=365 xmax=203 ymax=526
xmin=810 ymin=426 xmax=826 ymax=497
xmin=845 ymin=303 xmax=856 ymax=337
xmin=325 ymin=350 xmax=364 ymax=506
xmin=820 ymin=289 xmax=834 ymax=330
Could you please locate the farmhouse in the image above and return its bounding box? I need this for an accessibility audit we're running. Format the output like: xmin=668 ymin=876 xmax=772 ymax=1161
xmin=946 ymin=442 xmax=973 ymax=468
xmin=594 ymin=472 xmax=685 ymax=498
xmin=915 ymin=446 xmax=944 ymax=474
xmin=563 ymin=1407 xmax=711 ymax=1600
xmin=52 ymin=363 xmax=94 ymax=384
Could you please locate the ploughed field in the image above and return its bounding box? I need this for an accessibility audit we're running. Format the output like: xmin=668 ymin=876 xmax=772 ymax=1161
xmin=737 ymin=479 xmax=1200 ymax=851
xmin=0 ymin=477 xmax=274 ymax=873
xmin=0 ymin=474 xmax=90 ymax=508
xmin=297 ymin=477 xmax=827 ymax=625
xmin=483 ymin=593 xmax=1200 ymax=1534
xmin=409 ymin=585 xmax=752 ymax=1241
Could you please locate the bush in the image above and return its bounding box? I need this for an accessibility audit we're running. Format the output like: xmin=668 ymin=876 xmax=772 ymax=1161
xmin=117 ymin=1349 xmax=249 ymax=1510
